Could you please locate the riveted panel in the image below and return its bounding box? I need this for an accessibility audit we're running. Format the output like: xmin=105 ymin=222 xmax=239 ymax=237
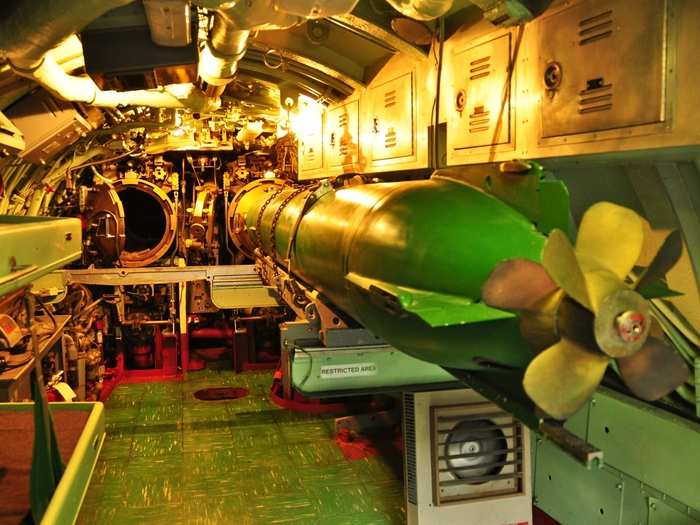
xmin=648 ymin=497 xmax=700 ymax=525
xmin=449 ymin=33 xmax=512 ymax=150
xmin=538 ymin=0 xmax=667 ymax=138
xmin=370 ymin=72 xmax=414 ymax=161
xmin=587 ymin=390 xmax=700 ymax=511
xmin=534 ymin=440 xmax=622 ymax=525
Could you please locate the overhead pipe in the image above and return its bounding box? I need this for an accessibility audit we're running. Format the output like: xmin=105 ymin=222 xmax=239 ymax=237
xmin=196 ymin=0 xmax=360 ymax=97
xmin=1 ymin=0 xmax=216 ymax=111
xmin=0 ymin=0 xmax=135 ymax=69
xmin=13 ymin=52 xmax=218 ymax=112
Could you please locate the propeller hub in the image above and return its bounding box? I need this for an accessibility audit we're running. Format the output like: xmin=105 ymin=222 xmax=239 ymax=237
xmin=615 ymin=310 xmax=647 ymax=343
xmin=594 ymin=289 xmax=650 ymax=358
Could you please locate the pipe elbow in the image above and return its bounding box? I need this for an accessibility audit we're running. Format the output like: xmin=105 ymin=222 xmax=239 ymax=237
xmin=11 ymin=54 xmax=98 ymax=104
xmin=384 ymin=0 xmax=453 ymax=20
xmin=197 ymin=39 xmax=246 ymax=87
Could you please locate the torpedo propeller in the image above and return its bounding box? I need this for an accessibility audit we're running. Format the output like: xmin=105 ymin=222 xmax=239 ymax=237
xmin=482 ymin=202 xmax=689 ymax=420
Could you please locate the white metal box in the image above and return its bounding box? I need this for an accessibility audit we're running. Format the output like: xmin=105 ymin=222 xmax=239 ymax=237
xmin=7 ymin=92 xmax=91 ymax=165
xmin=404 ymin=388 xmax=532 ymax=525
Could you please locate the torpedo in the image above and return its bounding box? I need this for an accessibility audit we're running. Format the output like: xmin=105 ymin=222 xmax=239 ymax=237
xmin=228 ymin=166 xmax=689 ymax=420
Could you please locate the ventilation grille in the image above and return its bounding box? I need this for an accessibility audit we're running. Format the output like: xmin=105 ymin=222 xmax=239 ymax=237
xmin=339 ymin=143 xmax=349 ymax=156
xmin=469 ymin=106 xmax=490 ymax=134
xmin=304 ymin=147 xmax=316 ymax=161
xmin=432 ymin=405 xmax=524 ymax=504
xmin=404 ymin=393 xmax=418 ymax=505
xmin=578 ymin=78 xmax=613 ymax=114
xmin=578 ymin=10 xmax=613 ymax=46
xmin=338 ymin=113 xmax=348 ymax=127
xmin=384 ymin=89 xmax=397 ymax=109
xmin=469 ymin=55 xmax=491 ymax=80
xmin=384 ymin=128 xmax=397 ymax=149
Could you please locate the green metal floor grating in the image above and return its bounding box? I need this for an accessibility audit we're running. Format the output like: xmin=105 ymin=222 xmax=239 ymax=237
xmin=77 ymin=369 xmax=405 ymax=524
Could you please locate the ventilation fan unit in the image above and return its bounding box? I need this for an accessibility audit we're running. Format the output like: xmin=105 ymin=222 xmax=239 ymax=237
xmin=404 ymin=388 xmax=532 ymax=525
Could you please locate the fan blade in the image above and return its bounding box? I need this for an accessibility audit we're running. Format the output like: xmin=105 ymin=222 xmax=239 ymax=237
xmin=542 ymin=230 xmax=591 ymax=309
xmin=636 ymin=230 xmax=683 ymax=292
xmin=482 ymin=259 xmax=558 ymax=311
xmin=617 ymin=336 xmax=690 ymax=401
xmin=523 ymin=338 xmax=609 ymax=420
xmin=575 ymin=202 xmax=645 ymax=280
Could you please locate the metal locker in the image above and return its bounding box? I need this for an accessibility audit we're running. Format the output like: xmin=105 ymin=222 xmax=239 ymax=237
xmin=449 ymin=33 xmax=512 ymax=151
xmin=538 ymin=0 xmax=667 ymax=138
xmin=326 ymin=100 xmax=359 ymax=168
xmin=298 ymin=102 xmax=324 ymax=174
xmin=370 ymin=72 xmax=414 ymax=162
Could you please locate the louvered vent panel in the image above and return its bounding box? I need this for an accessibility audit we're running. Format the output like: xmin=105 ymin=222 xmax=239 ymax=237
xmin=578 ymin=78 xmax=613 ymax=114
xmin=384 ymin=128 xmax=397 ymax=149
xmin=469 ymin=106 xmax=491 ymax=134
xmin=578 ymin=10 xmax=613 ymax=46
xmin=404 ymin=393 xmax=418 ymax=505
xmin=469 ymin=55 xmax=491 ymax=80
xmin=384 ymin=89 xmax=397 ymax=109
xmin=432 ymin=404 xmax=524 ymax=504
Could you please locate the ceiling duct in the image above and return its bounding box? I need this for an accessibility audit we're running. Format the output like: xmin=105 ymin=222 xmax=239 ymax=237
xmin=196 ymin=0 xmax=361 ymax=98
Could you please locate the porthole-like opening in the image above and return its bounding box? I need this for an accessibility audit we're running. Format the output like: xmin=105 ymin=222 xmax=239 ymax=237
xmin=119 ymin=187 xmax=167 ymax=253
xmin=113 ymin=180 xmax=175 ymax=267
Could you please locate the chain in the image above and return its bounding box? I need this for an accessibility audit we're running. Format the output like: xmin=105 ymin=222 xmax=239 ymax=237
xmin=255 ymin=187 xmax=284 ymax=250
xmin=270 ymin=187 xmax=305 ymax=258
xmin=269 ymin=187 xmax=305 ymax=298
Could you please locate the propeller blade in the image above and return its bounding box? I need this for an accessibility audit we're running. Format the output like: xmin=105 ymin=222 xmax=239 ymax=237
xmin=482 ymin=259 xmax=558 ymax=311
xmin=617 ymin=336 xmax=690 ymax=401
xmin=636 ymin=230 xmax=683 ymax=292
xmin=583 ymin=268 xmax=625 ymax=314
xmin=523 ymin=338 xmax=609 ymax=420
xmin=575 ymin=202 xmax=645 ymax=280
xmin=519 ymin=290 xmax=565 ymax=351
xmin=542 ymin=230 xmax=591 ymax=309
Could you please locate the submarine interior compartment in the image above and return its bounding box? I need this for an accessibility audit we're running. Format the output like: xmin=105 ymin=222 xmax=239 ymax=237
xmin=0 ymin=0 xmax=699 ymax=523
